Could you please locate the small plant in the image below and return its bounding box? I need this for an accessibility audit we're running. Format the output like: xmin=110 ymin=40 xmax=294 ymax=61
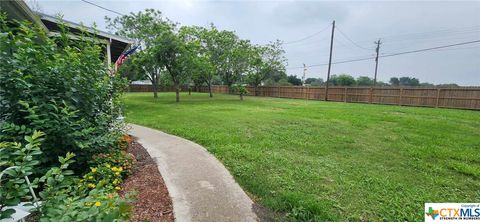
xmin=0 ymin=131 xmax=44 ymax=220
xmin=232 ymin=84 xmax=249 ymax=100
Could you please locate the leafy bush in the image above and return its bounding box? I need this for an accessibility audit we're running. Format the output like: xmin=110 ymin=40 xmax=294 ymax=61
xmin=0 ymin=131 xmax=133 ymax=221
xmin=0 ymin=131 xmax=44 ymax=219
xmin=232 ymin=84 xmax=249 ymax=100
xmin=39 ymin=152 xmax=132 ymax=222
xmin=0 ymin=13 xmax=133 ymax=221
xmin=0 ymin=13 xmax=127 ymax=174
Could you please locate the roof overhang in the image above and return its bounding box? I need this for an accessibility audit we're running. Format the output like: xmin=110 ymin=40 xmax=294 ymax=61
xmin=37 ymin=12 xmax=134 ymax=63
xmin=0 ymin=0 xmax=47 ymax=30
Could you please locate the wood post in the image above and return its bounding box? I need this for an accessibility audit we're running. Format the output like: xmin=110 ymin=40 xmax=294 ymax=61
xmin=344 ymin=87 xmax=347 ymax=102
xmin=436 ymin=88 xmax=441 ymax=108
xmin=399 ymin=88 xmax=403 ymax=106
xmin=369 ymin=87 xmax=373 ymax=104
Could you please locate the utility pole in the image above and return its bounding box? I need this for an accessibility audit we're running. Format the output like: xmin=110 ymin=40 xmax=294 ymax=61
xmin=373 ymin=39 xmax=382 ymax=86
xmin=325 ymin=20 xmax=335 ymax=101
xmin=302 ymin=63 xmax=306 ymax=85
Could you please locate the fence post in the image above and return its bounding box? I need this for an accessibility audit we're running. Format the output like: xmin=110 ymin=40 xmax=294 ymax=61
xmin=324 ymin=87 xmax=328 ymax=101
xmin=436 ymin=88 xmax=441 ymax=108
xmin=306 ymin=87 xmax=309 ymax=100
xmin=344 ymin=87 xmax=347 ymax=102
xmin=369 ymin=87 xmax=373 ymax=104
xmin=399 ymin=88 xmax=403 ymax=106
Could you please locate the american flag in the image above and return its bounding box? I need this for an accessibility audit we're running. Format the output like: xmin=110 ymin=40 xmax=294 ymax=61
xmin=115 ymin=46 xmax=139 ymax=69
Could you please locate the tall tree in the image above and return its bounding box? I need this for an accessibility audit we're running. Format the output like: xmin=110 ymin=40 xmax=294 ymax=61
xmin=246 ymin=40 xmax=287 ymax=95
xmin=181 ymin=26 xmax=217 ymax=97
xmin=106 ymin=9 xmax=175 ymax=98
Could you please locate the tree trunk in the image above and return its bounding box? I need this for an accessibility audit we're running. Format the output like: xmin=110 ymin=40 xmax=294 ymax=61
xmin=188 ymin=87 xmax=191 ymax=95
xmin=152 ymin=79 xmax=158 ymax=99
xmin=240 ymin=94 xmax=243 ymax=101
xmin=255 ymin=85 xmax=259 ymax=96
xmin=208 ymin=83 xmax=213 ymax=98
xmin=175 ymin=85 xmax=180 ymax=102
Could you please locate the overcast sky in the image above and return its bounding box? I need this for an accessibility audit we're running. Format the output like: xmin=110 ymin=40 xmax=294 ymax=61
xmin=29 ymin=0 xmax=480 ymax=85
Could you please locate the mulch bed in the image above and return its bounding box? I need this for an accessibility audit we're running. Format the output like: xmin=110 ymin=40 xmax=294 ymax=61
xmin=119 ymin=136 xmax=174 ymax=222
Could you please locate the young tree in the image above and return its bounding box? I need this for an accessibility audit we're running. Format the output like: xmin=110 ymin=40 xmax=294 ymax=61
xmin=202 ymin=25 xmax=250 ymax=92
xmin=181 ymin=26 xmax=217 ymax=97
xmin=154 ymin=29 xmax=190 ymax=102
xmin=246 ymin=40 xmax=287 ymax=95
xmin=106 ymin=9 xmax=174 ymax=98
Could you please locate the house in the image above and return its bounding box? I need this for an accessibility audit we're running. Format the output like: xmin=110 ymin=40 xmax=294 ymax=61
xmin=0 ymin=0 xmax=132 ymax=65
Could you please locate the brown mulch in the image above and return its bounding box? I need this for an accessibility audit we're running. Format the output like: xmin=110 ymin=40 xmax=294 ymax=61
xmin=119 ymin=136 xmax=174 ymax=222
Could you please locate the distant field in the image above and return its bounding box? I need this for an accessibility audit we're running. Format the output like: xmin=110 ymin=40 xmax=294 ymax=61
xmin=124 ymin=92 xmax=480 ymax=221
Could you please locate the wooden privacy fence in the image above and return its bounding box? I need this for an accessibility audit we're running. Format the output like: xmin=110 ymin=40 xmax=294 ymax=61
xmin=129 ymin=84 xmax=480 ymax=110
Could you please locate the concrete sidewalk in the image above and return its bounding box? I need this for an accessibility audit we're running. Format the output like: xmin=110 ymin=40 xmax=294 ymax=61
xmin=129 ymin=124 xmax=258 ymax=222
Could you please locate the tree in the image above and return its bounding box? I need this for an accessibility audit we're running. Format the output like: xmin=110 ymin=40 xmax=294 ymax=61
xmin=106 ymin=9 xmax=174 ymax=99
xmin=305 ymin=77 xmax=324 ymax=86
xmin=389 ymin=77 xmax=400 ymax=86
xmin=183 ymin=26 xmax=219 ymax=97
xmin=399 ymin=77 xmax=420 ymax=86
xmin=305 ymin=78 xmax=317 ymax=84
xmin=331 ymin=74 xmax=356 ymax=86
xmin=155 ymin=27 xmax=196 ymax=102
xmin=118 ymin=59 xmax=143 ymax=84
xmin=247 ymin=40 xmax=287 ymax=95
xmin=310 ymin=78 xmax=324 ymax=86
xmin=356 ymin=76 xmax=374 ymax=86
xmin=287 ymin=75 xmax=302 ymax=86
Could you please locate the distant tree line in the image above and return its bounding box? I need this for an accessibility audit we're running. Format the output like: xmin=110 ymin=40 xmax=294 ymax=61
xmin=284 ymin=74 xmax=460 ymax=87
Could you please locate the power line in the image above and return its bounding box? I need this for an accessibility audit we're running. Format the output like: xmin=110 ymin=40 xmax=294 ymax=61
xmin=287 ymin=39 xmax=480 ymax=70
xmin=380 ymin=39 xmax=480 ymax=58
xmin=80 ymin=0 xmax=125 ymax=16
xmin=283 ymin=25 xmax=330 ymax=45
xmin=336 ymin=26 xmax=375 ymax=51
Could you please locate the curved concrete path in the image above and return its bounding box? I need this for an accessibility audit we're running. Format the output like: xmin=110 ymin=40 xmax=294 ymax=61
xmin=128 ymin=124 xmax=258 ymax=222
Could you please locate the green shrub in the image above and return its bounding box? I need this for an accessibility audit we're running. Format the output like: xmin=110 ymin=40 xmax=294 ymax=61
xmin=0 ymin=131 xmax=44 ymax=219
xmin=0 ymin=131 xmax=133 ymax=221
xmin=38 ymin=152 xmax=133 ymax=222
xmin=232 ymin=84 xmax=249 ymax=100
xmin=0 ymin=13 xmax=127 ymax=173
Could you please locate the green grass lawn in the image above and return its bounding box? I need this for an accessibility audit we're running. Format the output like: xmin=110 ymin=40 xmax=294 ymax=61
xmin=124 ymin=92 xmax=480 ymax=221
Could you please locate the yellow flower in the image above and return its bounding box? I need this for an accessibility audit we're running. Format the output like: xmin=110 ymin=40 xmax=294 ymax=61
xmin=88 ymin=183 xmax=96 ymax=188
xmin=95 ymin=201 xmax=101 ymax=207
xmin=118 ymin=167 xmax=123 ymax=172
xmin=115 ymin=186 xmax=121 ymax=190
xmin=90 ymin=167 xmax=97 ymax=173
xmin=111 ymin=166 xmax=117 ymax=171
xmin=88 ymin=176 xmax=93 ymax=180
xmin=113 ymin=179 xmax=119 ymax=185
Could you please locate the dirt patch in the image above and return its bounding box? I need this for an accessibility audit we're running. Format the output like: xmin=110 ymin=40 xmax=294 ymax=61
xmin=119 ymin=137 xmax=174 ymax=222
